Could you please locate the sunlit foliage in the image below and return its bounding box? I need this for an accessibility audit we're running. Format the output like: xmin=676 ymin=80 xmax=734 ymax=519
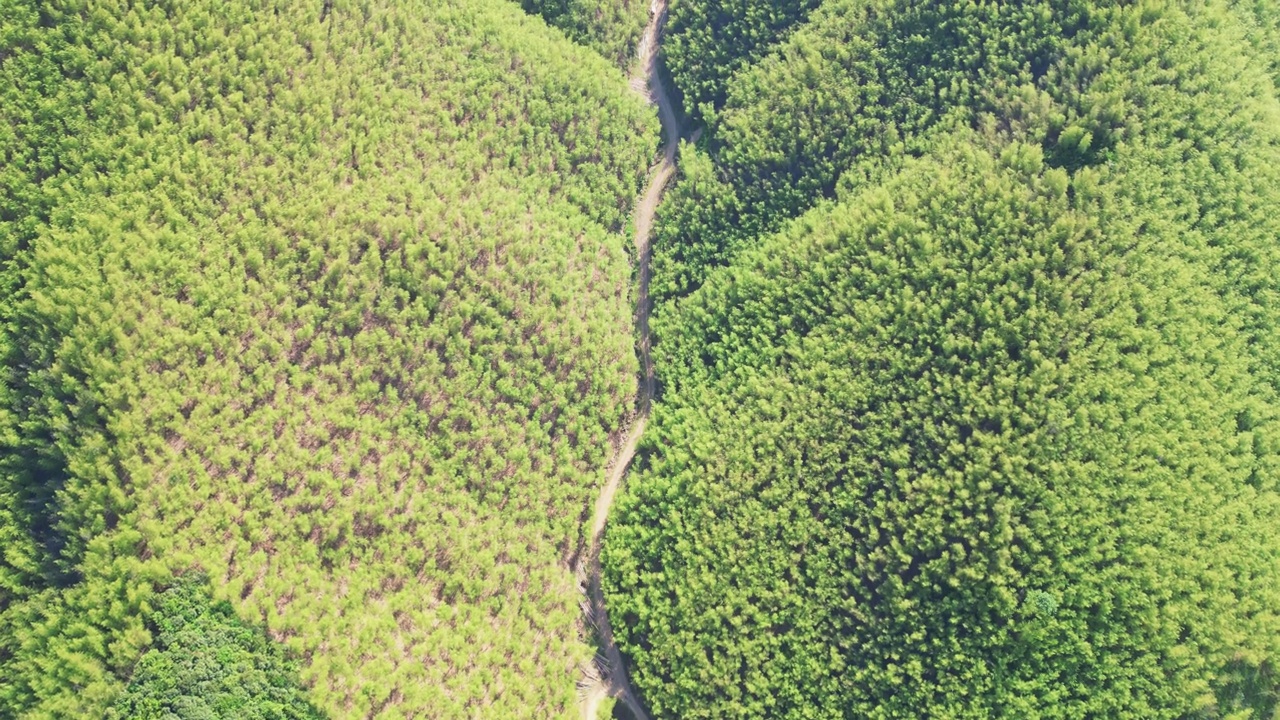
xmin=0 ymin=0 xmax=657 ymax=717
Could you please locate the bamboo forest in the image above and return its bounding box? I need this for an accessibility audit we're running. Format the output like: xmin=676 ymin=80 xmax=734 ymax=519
xmin=2 ymin=0 xmax=1279 ymax=718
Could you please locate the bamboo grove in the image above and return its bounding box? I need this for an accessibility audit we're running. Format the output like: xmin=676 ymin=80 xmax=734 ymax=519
xmin=0 ymin=0 xmax=657 ymax=717
xmin=5 ymin=0 xmax=1280 ymax=718
xmin=604 ymin=0 xmax=1280 ymax=718
xmin=521 ymin=0 xmax=650 ymax=69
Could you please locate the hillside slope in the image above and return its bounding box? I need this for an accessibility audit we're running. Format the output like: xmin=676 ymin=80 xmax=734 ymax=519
xmin=0 ymin=0 xmax=657 ymax=717
xmin=605 ymin=1 xmax=1280 ymax=717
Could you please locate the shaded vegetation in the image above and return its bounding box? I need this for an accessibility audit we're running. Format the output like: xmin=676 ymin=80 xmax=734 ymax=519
xmin=112 ymin=575 xmax=322 ymax=720
xmin=661 ymin=0 xmax=822 ymax=120
xmin=522 ymin=0 xmax=650 ymax=68
xmin=606 ymin=1 xmax=1280 ymax=718
xmin=652 ymin=0 xmax=1092 ymax=303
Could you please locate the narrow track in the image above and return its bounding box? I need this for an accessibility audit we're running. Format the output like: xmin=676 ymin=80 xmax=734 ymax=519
xmin=578 ymin=2 xmax=681 ymax=718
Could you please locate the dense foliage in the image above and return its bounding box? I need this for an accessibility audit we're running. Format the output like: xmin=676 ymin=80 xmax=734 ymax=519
xmin=1231 ymin=0 xmax=1280 ymax=86
xmin=522 ymin=0 xmax=649 ymax=68
xmin=7 ymin=0 xmax=1280 ymax=717
xmin=606 ymin=1 xmax=1280 ymax=717
xmin=112 ymin=576 xmax=321 ymax=720
xmin=651 ymin=0 xmax=1090 ymax=303
xmin=661 ymin=0 xmax=821 ymax=119
xmin=0 ymin=0 xmax=656 ymax=717
xmin=653 ymin=0 xmax=1280 ymax=305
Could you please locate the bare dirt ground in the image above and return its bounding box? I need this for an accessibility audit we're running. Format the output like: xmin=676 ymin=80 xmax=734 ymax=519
xmin=578 ymin=2 xmax=681 ymax=718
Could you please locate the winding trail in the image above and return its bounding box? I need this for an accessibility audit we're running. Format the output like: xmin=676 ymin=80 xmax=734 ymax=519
xmin=578 ymin=2 xmax=681 ymax=718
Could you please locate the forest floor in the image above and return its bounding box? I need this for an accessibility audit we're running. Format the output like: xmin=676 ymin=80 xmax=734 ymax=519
xmin=578 ymin=1 xmax=681 ymax=718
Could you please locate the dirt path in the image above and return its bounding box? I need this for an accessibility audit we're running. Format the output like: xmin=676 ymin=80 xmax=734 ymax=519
xmin=578 ymin=2 xmax=680 ymax=718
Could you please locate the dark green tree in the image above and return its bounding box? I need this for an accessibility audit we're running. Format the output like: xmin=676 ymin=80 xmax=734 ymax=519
xmin=609 ymin=2 xmax=1280 ymax=718
xmin=111 ymin=575 xmax=324 ymax=720
xmin=609 ymin=135 xmax=1280 ymax=719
